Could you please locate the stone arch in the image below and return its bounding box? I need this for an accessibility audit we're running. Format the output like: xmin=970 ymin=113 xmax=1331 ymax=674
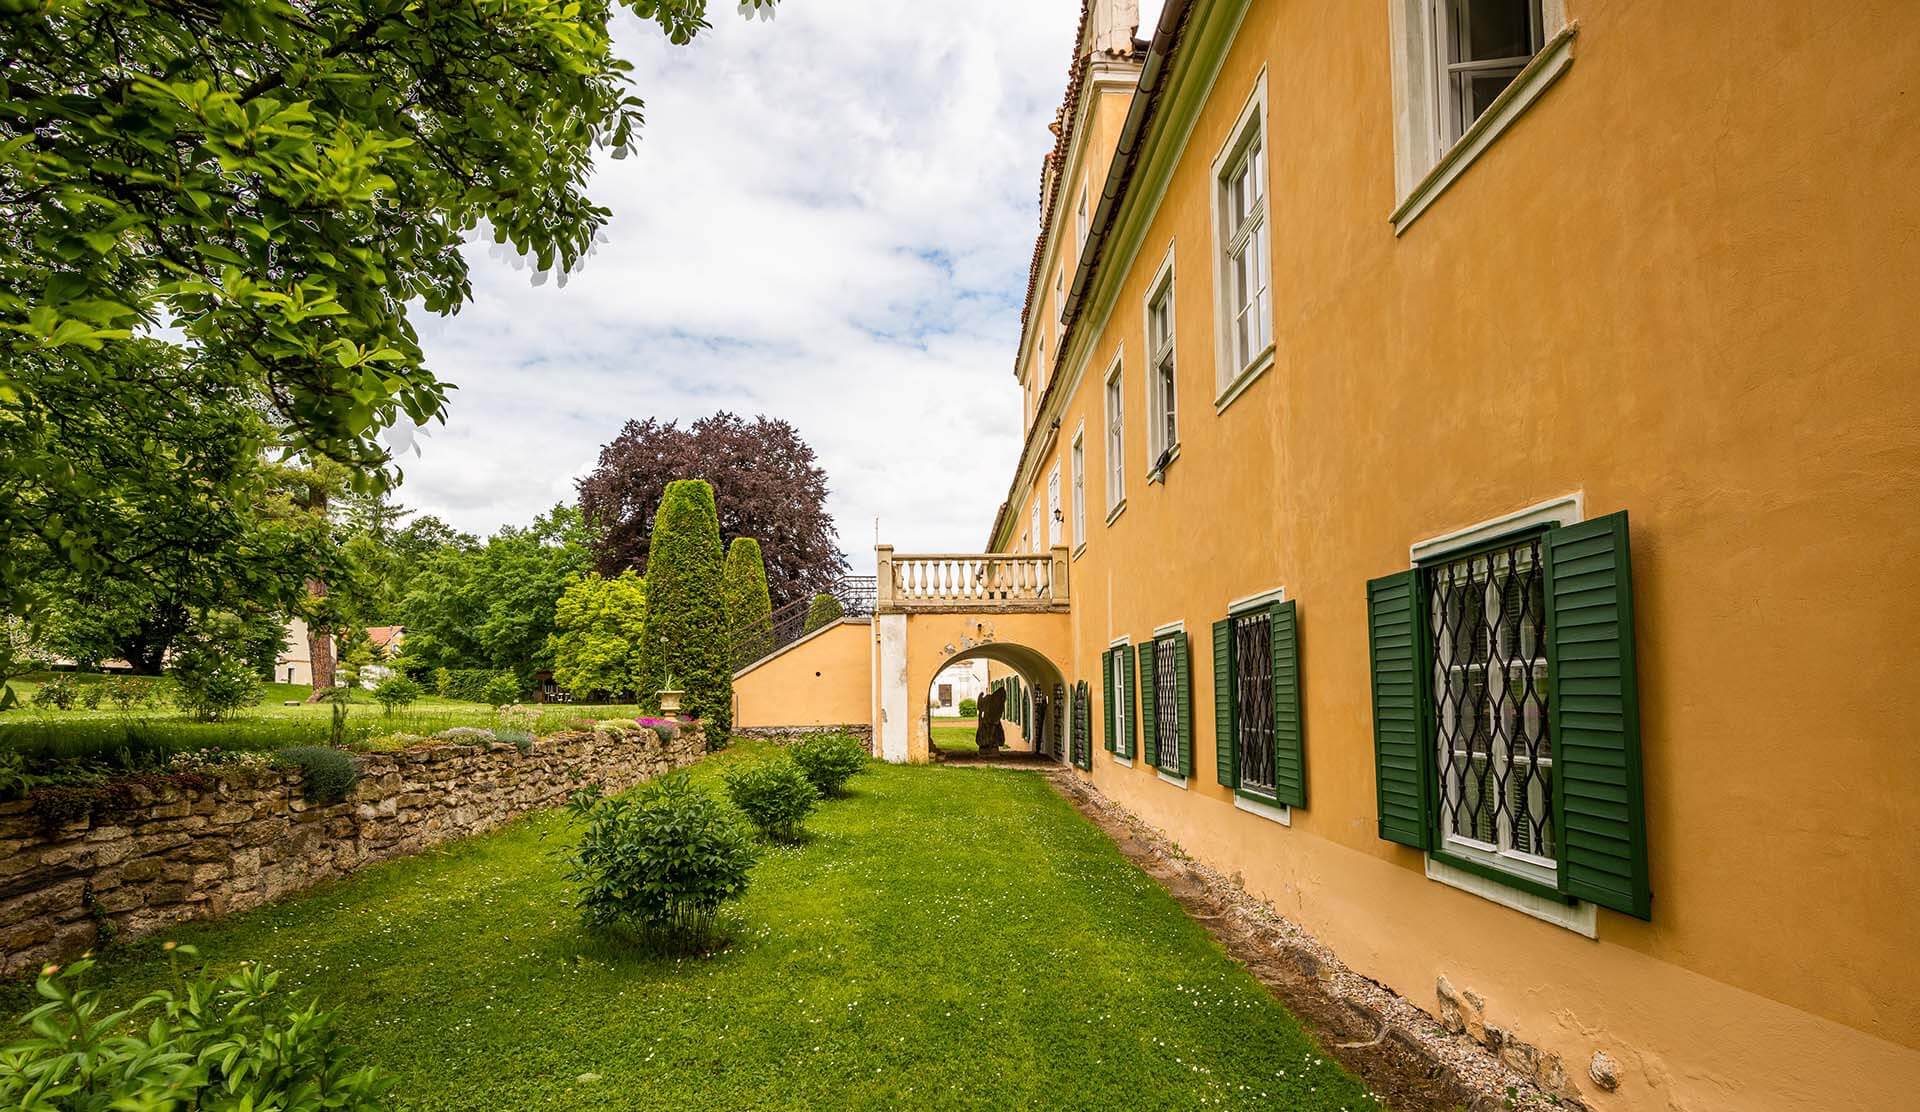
xmin=922 ymin=643 xmax=1068 ymax=761
xmin=877 ymin=609 xmax=1071 ymax=763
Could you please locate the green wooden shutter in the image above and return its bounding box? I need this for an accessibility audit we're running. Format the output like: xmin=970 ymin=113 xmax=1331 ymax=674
xmin=1173 ymin=632 xmax=1193 ymax=779
xmin=1074 ymin=680 xmax=1093 ymax=770
xmin=1270 ymin=599 xmax=1305 ymax=808
xmin=1544 ymin=512 xmax=1651 ymax=920
xmin=1122 ymin=643 xmax=1138 ymax=760
xmin=1102 ymin=649 xmax=1116 ymax=752
xmin=1368 ymin=571 xmax=1431 ymax=849
xmin=1137 ymin=642 xmax=1158 ymax=769
xmin=1213 ymin=618 xmax=1237 ymax=789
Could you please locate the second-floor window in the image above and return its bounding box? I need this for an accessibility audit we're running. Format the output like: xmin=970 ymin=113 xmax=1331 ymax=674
xmin=1046 ymin=465 xmax=1062 ymax=548
xmin=1104 ymin=358 xmax=1125 ymax=512
xmin=1076 ymin=182 xmax=1090 ymax=249
xmin=1057 ymin=266 xmax=1067 ymax=326
xmin=1070 ymin=431 xmax=1086 ymax=549
xmin=1146 ymin=266 xmax=1177 ymax=473
xmin=1435 ymin=0 xmax=1545 ymax=146
xmin=1219 ymin=122 xmax=1270 ymax=384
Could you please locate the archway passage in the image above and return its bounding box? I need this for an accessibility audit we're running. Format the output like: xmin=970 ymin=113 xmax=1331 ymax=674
xmin=923 ymin=647 xmax=1067 ymax=766
xmin=876 ymin=607 xmax=1072 ymax=764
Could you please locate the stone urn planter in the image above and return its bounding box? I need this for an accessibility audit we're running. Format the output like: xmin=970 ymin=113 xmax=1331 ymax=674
xmin=657 ymin=688 xmax=684 ymax=715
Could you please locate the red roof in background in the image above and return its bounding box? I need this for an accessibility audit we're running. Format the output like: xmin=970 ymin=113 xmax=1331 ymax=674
xmin=365 ymin=626 xmax=405 ymax=651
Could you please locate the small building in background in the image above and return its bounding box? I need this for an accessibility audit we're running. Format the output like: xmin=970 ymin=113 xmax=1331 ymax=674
xmin=929 ymin=659 xmax=987 ymax=716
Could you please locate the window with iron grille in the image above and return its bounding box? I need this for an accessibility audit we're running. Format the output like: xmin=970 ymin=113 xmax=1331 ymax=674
xmin=1071 ymin=680 xmax=1091 ymax=770
xmin=1050 ymin=682 xmax=1066 ymax=760
xmin=1153 ymin=637 xmax=1181 ymax=770
xmin=1233 ymin=610 xmax=1276 ymax=797
xmin=1425 ymin=533 xmax=1555 ymax=883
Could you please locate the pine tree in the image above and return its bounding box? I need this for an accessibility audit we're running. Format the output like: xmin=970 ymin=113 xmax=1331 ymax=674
xmin=722 ymin=538 xmax=774 ymax=667
xmin=636 ymin=480 xmax=731 ymax=739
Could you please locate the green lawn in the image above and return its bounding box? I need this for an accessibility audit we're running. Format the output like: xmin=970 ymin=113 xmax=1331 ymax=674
xmin=0 ymin=672 xmax=643 ymax=759
xmin=931 ymin=715 xmax=980 ymax=753
xmin=7 ymin=741 xmax=1377 ymax=1110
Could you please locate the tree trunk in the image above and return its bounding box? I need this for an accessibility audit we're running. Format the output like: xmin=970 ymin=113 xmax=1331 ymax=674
xmin=305 ymin=578 xmax=336 ymax=701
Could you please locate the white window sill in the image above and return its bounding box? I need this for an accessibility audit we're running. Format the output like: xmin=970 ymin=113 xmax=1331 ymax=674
xmin=1157 ymin=770 xmax=1189 ymax=789
xmin=1391 ymin=23 xmax=1578 ymax=236
xmin=1234 ymin=793 xmax=1290 ymax=827
xmin=1105 ymin=498 xmax=1127 ymax=525
xmin=1214 ymin=345 xmax=1275 ymax=414
xmin=1146 ymin=444 xmax=1181 ymax=485
xmin=1424 ymin=855 xmax=1597 ymax=939
xmin=1111 ymin=754 xmax=1133 ymax=768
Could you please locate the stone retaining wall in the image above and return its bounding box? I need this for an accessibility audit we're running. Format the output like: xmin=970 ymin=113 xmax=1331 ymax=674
xmin=0 ymin=722 xmax=703 ymax=976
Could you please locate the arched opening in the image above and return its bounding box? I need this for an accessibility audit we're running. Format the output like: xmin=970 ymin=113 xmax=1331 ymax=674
xmin=921 ymin=643 xmax=1068 ymax=766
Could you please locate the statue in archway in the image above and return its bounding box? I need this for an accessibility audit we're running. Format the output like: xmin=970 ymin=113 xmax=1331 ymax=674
xmin=975 ymin=686 xmax=1006 ymax=754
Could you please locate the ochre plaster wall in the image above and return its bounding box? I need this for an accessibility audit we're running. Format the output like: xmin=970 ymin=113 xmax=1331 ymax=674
xmin=996 ymin=2 xmax=1920 ymax=1108
xmin=732 ymin=620 xmax=874 ymax=729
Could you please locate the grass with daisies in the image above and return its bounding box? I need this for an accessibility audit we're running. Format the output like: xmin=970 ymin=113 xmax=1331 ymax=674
xmin=1 ymin=740 xmax=1376 ymax=1110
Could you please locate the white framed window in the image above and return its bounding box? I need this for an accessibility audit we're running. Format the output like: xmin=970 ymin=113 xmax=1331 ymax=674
xmin=1070 ymin=428 xmax=1086 ymax=554
xmin=1076 ymin=182 xmax=1090 ymax=249
xmin=1109 ymin=636 xmax=1133 ymax=763
xmin=1046 ymin=464 xmax=1062 ymax=549
xmin=1103 ymin=351 xmax=1126 ymax=517
xmin=1056 ymin=266 xmax=1067 ymax=326
xmin=1030 ymin=502 xmax=1042 ymax=554
xmin=1210 ymin=74 xmax=1271 ymax=401
xmin=1388 ymin=0 xmax=1573 ymax=233
xmin=1143 ymin=247 xmax=1178 ymax=476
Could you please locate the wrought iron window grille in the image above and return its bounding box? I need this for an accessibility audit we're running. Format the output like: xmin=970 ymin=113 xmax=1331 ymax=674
xmin=1425 ymin=533 xmax=1555 ymax=873
xmin=1234 ymin=610 xmax=1276 ymax=796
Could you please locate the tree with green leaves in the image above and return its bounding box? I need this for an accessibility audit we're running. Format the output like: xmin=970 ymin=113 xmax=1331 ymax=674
xmin=548 ymin=571 xmax=648 ymax=699
xmin=636 ymin=480 xmax=729 ymax=736
xmin=397 ymin=505 xmax=589 ymax=687
xmin=721 ymin=538 xmax=774 ymax=666
xmin=803 ymin=593 xmax=844 ymax=635
xmin=0 ymin=0 xmax=781 ymax=690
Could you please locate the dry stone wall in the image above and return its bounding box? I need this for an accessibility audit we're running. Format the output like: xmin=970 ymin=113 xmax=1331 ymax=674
xmin=0 ymin=723 xmax=703 ymax=976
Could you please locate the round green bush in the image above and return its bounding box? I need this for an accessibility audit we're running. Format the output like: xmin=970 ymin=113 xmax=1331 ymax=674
xmin=788 ymin=732 xmax=870 ymax=798
xmin=29 ymin=675 xmax=78 ymax=711
xmin=563 ymin=775 xmax=757 ymax=953
xmin=169 ymin=642 xmax=262 ymax=721
xmin=373 ymin=674 xmax=422 ymax=715
xmin=480 ymin=673 xmax=520 ymax=708
xmin=722 ymin=755 xmax=819 ymax=842
xmin=273 ymin=746 xmax=360 ymax=804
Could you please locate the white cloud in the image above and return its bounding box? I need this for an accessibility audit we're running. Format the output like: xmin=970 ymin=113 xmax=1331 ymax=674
xmin=400 ymin=1 xmax=1089 ymax=571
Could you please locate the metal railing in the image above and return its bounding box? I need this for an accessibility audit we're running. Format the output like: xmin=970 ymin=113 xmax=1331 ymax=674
xmin=731 ymin=576 xmax=876 ymax=671
xmin=874 ymin=547 xmax=1071 ymax=611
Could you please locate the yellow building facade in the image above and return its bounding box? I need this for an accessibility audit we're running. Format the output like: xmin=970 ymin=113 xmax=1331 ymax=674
xmin=988 ymin=0 xmax=1920 ymax=1108
xmin=731 ymin=1 xmax=1920 ymax=1106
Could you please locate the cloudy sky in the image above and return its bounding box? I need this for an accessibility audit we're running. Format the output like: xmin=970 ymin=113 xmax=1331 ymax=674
xmin=397 ymin=1 xmax=1161 ymax=572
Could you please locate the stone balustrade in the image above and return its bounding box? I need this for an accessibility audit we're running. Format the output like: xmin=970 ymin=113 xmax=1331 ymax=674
xmin=875 ymin=546 xmax=1071 ymax=612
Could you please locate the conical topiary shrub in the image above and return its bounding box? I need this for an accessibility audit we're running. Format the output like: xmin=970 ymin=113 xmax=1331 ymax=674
xmin=637 ymin=479 xmax=731 ymax=740
xmin=802 ymin=592 xmax=844 ymax=634
xmin=722 ymin=537 xmax=774 ymax=666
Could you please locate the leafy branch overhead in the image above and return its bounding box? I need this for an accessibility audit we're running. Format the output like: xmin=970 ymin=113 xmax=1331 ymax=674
xmin=0 ymin=0 xmax=778 ymax=619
